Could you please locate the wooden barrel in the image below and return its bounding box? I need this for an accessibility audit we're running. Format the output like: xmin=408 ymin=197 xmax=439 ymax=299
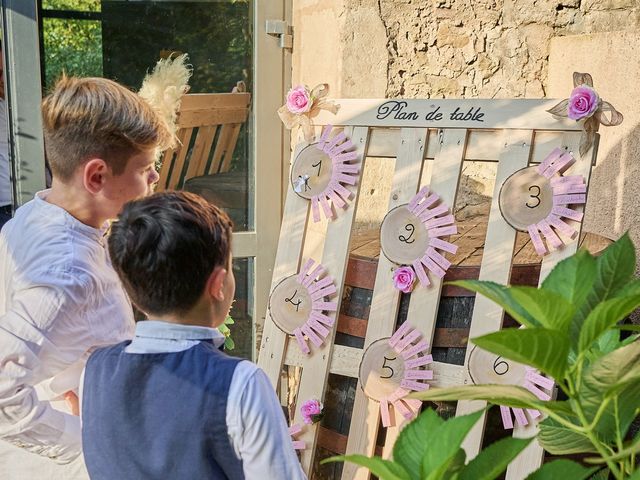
xmin=312 ymin=225 xmax=611 ymax=479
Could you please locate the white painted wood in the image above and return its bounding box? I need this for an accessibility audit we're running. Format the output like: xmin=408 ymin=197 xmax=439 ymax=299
xmin=257 ymin=142 xmax=310 ymax=386
xmin=456 ymin=130 xmax=534 ymax=459
xmin=366 ymin=128 xmax=578 ymax=164
xmin=342 ymin=128 xmax=428 ymax=480
xmin=506 ymin=131 xmax=597 ymax=480
xmin=231 ymin=232 xmax=257 ymax=258
xmin=292 ymin=127 xmax=370 ymax=473
xmin=378 ymin=129 xmax=468 ymax=461
xmin=284 ymin=343 xmax=465 ymax=386
xmin=407 ymin=129 xmax=467 ymax=344
xmin=262 ymin=99 xmax=601 ymax=475
xmin=313 ymin=99 xmax=582 ymax=131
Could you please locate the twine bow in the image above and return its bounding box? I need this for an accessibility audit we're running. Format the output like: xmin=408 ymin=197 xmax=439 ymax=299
xmin=547 ymin=72 xmax=623 ymax=158
xmin=278 ymin=84 xmax=340 ymax=142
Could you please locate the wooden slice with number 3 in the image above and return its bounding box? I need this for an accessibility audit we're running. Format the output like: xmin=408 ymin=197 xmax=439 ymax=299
xmin=498 ymin=166 xmax=554 ymax=232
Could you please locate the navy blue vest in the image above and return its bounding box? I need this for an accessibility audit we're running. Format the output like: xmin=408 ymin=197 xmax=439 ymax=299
xmin=82 ymin=341 xmax=244 ymax=479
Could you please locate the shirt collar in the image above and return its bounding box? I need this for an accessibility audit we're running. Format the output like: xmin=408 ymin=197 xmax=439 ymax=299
xmin=35 ymin=189 xmax=110 ymax=241
xmin=134 ymin=320 xmax=225 ymax=342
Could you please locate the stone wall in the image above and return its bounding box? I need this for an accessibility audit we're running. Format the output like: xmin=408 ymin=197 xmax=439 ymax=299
xmin=291 ymin=0 xmax=640 ymax=247
xmin=293 ymin=0 xmax=640 ymax=99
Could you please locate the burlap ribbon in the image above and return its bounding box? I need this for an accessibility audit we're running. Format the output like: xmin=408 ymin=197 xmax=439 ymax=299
xmin=547 ymin=72 xmax=623 ymax=158
xmin=278 ymin=84 xmax=340 ymax=141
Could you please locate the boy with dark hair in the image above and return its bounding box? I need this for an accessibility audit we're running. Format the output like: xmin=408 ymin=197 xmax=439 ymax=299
xmin=81 ymin=191 xmax=306 ymax=480
xmin=0 ymin=75 xmax=171 ymax=479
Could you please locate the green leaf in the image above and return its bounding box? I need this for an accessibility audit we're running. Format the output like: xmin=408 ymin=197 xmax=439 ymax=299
xmin=579 ymin=340 xmax=640 ymax=440
xmin=578 ymin=294 xmax=640 ymax=352
xmin=596 ymin=329 xmax=623 ymax=355
xmin=421 ymin=411 xmax=483 ymax=478
xmin=577 ymin=233 xmax=636 ymax=324
xmin=542 ymin=248 xmax=597 ymax=308
xmin=410 ymin=385 xmax=573 ymax=418
xmin=393 ymin=408 xmax=444 ymax=478
xmin=459 ymin=437 xmax=532 ymax=480
xmin=321 ymin=455 xmax=410 ymax=480
xmin=588 ymin=469 xmax=611 ymax=480
xmin=509 ymin=286 xmax=575 ymax=332
xmin=473 ymin=328 xmax=570 ymax=381
xmin=424 ymin=448 xmax=466 ymax=480
xmin=525 ymin=460 xmax=599 ymax=480
xmin=582 ymin=340 xmax=640 ymax=398
xmin=447 ymin=281 xmax=541 ymax=328
xmin=618 ymin=279 xmax=640 ymax=297
xmin=538 ymin=416 xmax=598 ymax=454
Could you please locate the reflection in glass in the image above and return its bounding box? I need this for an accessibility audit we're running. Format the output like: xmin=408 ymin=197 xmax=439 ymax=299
xmin=231 ymin=257 xmax=253 ymax=360
xmin=39 ymin=0 xmax=253 ymax=231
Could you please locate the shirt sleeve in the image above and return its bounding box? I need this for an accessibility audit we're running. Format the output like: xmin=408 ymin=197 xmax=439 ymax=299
xmin=227 ymin=362 xmax=307 ymax=480
xmin=0 ymin=284 xmax=85 ymax=464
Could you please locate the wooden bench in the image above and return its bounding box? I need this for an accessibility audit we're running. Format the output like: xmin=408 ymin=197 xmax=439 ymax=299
xmin=156 ymin=89 xmax=251 ymax=192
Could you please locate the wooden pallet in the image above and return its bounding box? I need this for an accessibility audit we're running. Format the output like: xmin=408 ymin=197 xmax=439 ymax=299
xmin=257 ymin=99 xmax=598 ymax=479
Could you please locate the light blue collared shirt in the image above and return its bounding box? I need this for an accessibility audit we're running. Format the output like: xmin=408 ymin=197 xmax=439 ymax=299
xmin=84 ymin=320 xmax=306 ymax=480
xmin=125 ymin=320 xmax=226 ymax=353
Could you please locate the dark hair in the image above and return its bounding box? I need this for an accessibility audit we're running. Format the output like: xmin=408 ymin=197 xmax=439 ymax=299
xmin=108 ymin=191 xmax=233 ymax=316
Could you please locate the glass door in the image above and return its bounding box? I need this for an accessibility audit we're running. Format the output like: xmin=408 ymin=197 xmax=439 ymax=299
xmin=3 ymin=0 xmax=290 ymax=359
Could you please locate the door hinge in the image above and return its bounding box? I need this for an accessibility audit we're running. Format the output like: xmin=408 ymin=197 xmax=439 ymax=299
xmin=266 ymin=20 xmax=293 ymax=50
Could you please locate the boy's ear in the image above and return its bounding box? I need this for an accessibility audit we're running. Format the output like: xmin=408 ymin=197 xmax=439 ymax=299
xmin=83 ymin=158 xmax=109 ymax=194
xmin=206 ymin=266 xmax=228 ymax=302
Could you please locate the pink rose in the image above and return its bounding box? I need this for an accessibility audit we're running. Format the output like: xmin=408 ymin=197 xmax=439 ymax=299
xmin=567 ymin=85 xmax=599 ymax=121
xmin=300 ymin=399 xmax=324 ymax=424
xmin=286 ymin=85 xmax=312 ymax=114
xmin=393 ymin=266 xmax=415 ymax=293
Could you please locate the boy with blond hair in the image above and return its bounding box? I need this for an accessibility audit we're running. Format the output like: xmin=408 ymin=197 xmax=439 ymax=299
xmin=0 ymin=76 xmax=171 ymax=479
xmin=82 ymin=191 xmax=306 ymax=480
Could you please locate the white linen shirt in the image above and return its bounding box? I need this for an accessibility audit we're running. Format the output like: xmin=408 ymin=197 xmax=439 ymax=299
xmin=94 ymin=320 xmax=307 ymax=480
xmin=0 ymin=190 xmax=134 ymax=477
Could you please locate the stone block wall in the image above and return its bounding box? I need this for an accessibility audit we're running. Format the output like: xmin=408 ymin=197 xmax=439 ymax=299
xmin=291 ymin=0 xmax=639 ymax=254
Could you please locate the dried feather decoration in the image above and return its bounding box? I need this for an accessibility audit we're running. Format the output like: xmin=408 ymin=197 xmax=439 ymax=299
xmin=138 ymin=53 xmax=192 ymax=164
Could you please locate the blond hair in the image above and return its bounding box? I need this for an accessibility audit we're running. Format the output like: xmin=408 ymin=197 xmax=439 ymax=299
xmin=42 ymin=75 xmax=173 ymax=181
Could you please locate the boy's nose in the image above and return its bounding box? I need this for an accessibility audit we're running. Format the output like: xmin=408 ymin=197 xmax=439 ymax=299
xmin=149 ymin=168 xmax=160 ymax=184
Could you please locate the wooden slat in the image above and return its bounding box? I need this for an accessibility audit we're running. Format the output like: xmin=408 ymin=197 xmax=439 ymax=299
xmin=342 ymin=127 xmax=428 ymax=480
xmin=179 ymin=92 xmax=250 ymax=110
xmin=156 ymin=147 xmax=175 ymax=192
xmin=406 ymin=129 xmax=467 ymax=348
xmin=257 ymin=142 xmax=311 ymax=387
xmin=208 ymin=124 xmax=233 ymax=174
xmin=381 ymin=128 xmax=467 ymax=460
xmin=336 ymin=314 xmax=368 ymax=337
xmin=456 ymin=130 xmax=534 ymax=459
xmin=313 ymin=99 xmax=583 ymax=131
xmin=220 ymin=123 xmax=243 ymax=172
xmin=506 ymin=131 xmax=596 ymax=480
xmin=284 ymin=342 xmax=465 ymax=387
xmin=292 ymin=127 xmax=370 ymax=473
xmin=165 ymin=128 xmax=193 ymax=190
xmin=336 ymin=311 xmax=469 ymax=347
xmin=178 ymin=108 xmax=248 ymax=128
xmin=365 ymin=128 xmax=586 ymax=165
xmin=184 ymin=125 xmax=217 ymax=182
xmin=345 ymin=256 xmax=378 ymax=289
xmin=318 ymin=427 xmax=384 ymax=456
